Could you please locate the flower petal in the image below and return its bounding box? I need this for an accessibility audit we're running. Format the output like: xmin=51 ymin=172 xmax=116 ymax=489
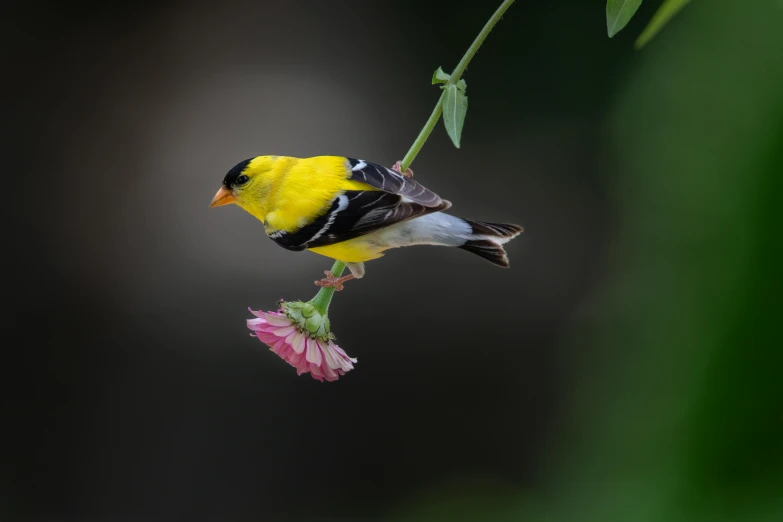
xmin=248 ymin=307 xmax=266 ymax=318
xmin=310 ymin=362 xmax=325 ymax=381
xmin=305 ymin=337 xmax=322 ymax=366
xmin=264 ymin=313 xmax=293 ymax=327
xmin=288 ymin=349 xmax=305 ymax=367
xmin=331 ymin=343 xmax=358 ymax=363
xmin=322 ymin=363 xmax=339 ymax=381
xmin=290 ymin=331 xmax=306 ymax=354
xmin=270 ymin=325 xmax=297 ymax=338
xmin=319 ymin=339 xmax=341 ymax=370
xmin=246 ymin=318 xmax=269 ymax=330
xmin=329 ymin=342 xmax=356 ymax=370
xmin=253 ymin=331 xmax=279 ymax=345
xmin=272 ymin=337 xmax=288 ymax=354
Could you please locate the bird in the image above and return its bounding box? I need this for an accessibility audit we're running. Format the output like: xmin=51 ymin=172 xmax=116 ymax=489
xmin=209 ymin=155 xmax=523 ymax=289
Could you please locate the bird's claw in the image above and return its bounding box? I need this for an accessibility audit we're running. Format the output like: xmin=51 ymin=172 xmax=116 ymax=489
xmin=314 ymin=270 xmax=355 ymax=291
xmin=391 ymin=161 xmax=414 ymax=178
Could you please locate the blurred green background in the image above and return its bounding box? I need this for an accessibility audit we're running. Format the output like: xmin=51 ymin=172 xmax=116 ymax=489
xmin=396 ymin=1 xmax=783 ymax=521
xmin=4 ymin=0 xmax=781 ymax=521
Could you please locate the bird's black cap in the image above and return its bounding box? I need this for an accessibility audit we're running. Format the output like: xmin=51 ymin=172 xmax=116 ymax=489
xmin=223 ymin=158 xmax=253 ymax=187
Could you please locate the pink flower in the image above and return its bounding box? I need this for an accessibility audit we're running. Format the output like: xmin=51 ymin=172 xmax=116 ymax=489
xmin=247 ymin=307 xmax=357 ymax=382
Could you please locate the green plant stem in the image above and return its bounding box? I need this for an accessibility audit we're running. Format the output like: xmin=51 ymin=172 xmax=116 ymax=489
xmin=309 ymin=260 xmax=345 ymax=314
xmin=400 ymin=0 xmax=516 ymax=171
xmin=308 ymin=0 xmax=515 ymax=312
xmin=399 ymin=91 xmax=446 ymax=172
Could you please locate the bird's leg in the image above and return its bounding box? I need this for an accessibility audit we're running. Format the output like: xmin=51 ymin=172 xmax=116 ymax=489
xmin=314 ymin=270 xmax=355 ymax=291
xmin=391 ymin=161 xmax=414 ymax=178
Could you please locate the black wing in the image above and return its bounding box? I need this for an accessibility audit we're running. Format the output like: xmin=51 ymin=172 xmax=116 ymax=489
xmin=346 ymin=158 xmax=445 ymax=208
xmin=270 ymin=189 xmax=451 ymax=251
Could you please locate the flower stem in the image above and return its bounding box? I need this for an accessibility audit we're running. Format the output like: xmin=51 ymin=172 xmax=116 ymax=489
xmin=399 ymin=91 xmax=446 ymax=172
xmin=309 ymin=260 xmax=345 ymax=315
xmin=400 ymin=0 xmax=516 ymax=172
xmin=308 ymin=0 xmax=515 ymax=310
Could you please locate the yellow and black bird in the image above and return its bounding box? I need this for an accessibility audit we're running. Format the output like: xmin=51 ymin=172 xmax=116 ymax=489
xmin=209 ymin=156 xmax=523 ymax=289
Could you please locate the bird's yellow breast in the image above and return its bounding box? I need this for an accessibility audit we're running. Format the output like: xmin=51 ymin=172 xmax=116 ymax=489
xmin=264 ymin=156 xmax=375 ymax=233
xmin=308 ymin=237 xmax=386 ymax=263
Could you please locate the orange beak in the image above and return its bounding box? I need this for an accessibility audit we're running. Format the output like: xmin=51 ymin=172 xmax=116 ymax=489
xmin=209 ymin=186 xmax=237 ymax=208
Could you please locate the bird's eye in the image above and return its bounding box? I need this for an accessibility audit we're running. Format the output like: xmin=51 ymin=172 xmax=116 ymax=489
xmin=235 ymin=174 xmax=249 ymax=186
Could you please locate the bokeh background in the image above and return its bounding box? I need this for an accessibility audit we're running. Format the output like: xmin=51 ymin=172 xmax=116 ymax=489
xmin=4 ymin=0 xmax=782 ymax=521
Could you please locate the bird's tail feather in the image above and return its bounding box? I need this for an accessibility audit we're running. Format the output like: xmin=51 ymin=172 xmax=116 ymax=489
xmin=459 ymin=219 xmax=524 ymax=268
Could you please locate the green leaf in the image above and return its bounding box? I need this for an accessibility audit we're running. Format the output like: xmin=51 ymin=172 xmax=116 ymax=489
xmin=442 ymin=84 xmax=468 ymax=148
xmin=432 ymin=67 xmax=451 ymax=85
xmin=635 ymin=0 xmax=691 ymax=49
xmin=606 ymin=0 xmax=643 ymax=38
xmin=457 ymin=79 xmax=467 ymax=92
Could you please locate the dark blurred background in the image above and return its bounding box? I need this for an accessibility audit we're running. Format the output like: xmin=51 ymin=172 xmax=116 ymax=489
xmin=4 ymin=0 xmax=782 ymax=521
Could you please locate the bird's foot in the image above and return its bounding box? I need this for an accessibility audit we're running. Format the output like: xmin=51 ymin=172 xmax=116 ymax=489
xmin=391 ymin=161 xmax=414 ymax=178
xmin=314 ymin=271 xmax=355 ymax=291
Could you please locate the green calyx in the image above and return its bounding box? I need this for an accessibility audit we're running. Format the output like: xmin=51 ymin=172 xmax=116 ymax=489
xmin=279 ymin=259 xmax=344 ymax=342
xmin=282 ymin=300 xmax=333 ymax=341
